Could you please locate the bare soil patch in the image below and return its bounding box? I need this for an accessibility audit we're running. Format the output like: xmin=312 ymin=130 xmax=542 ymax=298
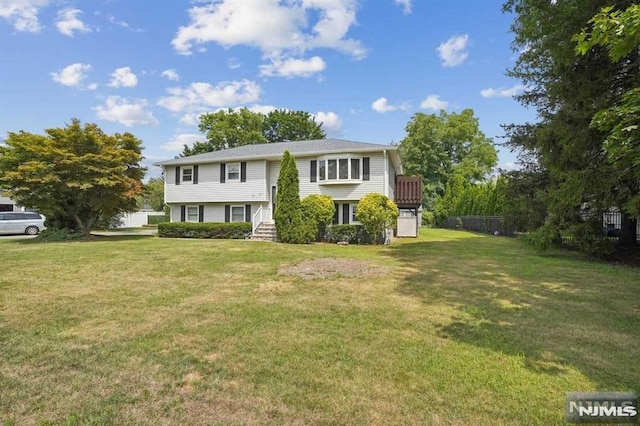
xmin=278 ymin=257 xmax=389 ymax=280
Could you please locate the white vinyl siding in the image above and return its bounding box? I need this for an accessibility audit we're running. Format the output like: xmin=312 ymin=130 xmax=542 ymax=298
xmin=165 ymin=160 xmax=268 ymax=203
xmin=170 ymin=203 xmax=261 ymax=223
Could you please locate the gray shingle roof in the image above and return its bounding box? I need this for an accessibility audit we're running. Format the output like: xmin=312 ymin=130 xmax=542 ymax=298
xmin=154 ymin=138 xmax=398 ymax=166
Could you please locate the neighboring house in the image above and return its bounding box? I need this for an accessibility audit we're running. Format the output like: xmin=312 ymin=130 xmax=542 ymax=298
xmin=0 ymin=190 xmax=21 ymax=212
xmin=155 ymin=139 xmax=422 ymax=239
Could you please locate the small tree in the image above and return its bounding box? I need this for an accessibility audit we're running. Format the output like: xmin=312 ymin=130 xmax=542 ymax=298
xmin=301 ymin=194 xmax=335 ymax=241
xmin=274 ymin=151 xmax=313 ymax=243
xmin=0 ymin=119 xmax=145 ymax=236
xmin=356 ymin=193 xmax=399 ymax=244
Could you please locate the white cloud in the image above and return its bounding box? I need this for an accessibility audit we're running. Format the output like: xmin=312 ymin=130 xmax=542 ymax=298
xmin=245 ymin=104 xmax=278 ymax=114
xmin=106 ymin=13 xmax=143 ymax=32
xmin=171 ymin=0 xmax=366 ymax=61
xmin=227 ymin=57 xmax=241 ymax=69
xmin=437 ymin=34 xmax=469 ymax=67
xmin=87 ymin=83 xmax=98 ymax=91
xmin=161 ymin=133 xmax=202 ymax=151
xmin=371 ymin=97 xmax=396 ymax=113
xmin=108 ymin=67 xmax=138 ymax=88
xmin=55 ymin=8 xmax=90 ymax=37
xmin=394 ymin=0 xmax=412 ymax=14
xmin=161 ymin=69 xmax=180 ymax=81
xmin=51 ymin=63 xmax=92 ymax=87
xmin=157 ymin=79 xmax=262 ymax=113
xmin=314 ymin=111 xmax=342 ymax=134
xmin=420 ymin=95 xmax=449 ymax=111
xmin=480 ymin=84 xmax=525 ymax=98
xmin=259 ymin=56 xmax=326 ymax=78
xmin=0 ymin=0 xmax=49 ymax=33
xmin=94 ymin=96 xmax=159 ymax=127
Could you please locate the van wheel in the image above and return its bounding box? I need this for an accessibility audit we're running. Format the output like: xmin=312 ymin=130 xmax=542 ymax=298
xmin=25 ymin=226 xmax=39 ymax=235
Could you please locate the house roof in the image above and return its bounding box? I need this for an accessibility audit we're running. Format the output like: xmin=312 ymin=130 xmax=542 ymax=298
xmin=154 ymin=138 xmax=399 ymax=166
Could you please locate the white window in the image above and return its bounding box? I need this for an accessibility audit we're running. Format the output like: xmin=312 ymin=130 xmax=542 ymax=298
xmin=319 ymin=156 xmax=361 ymax=181
xmin=227 ymin=163 xmax=240 ymax=181
xmin=231 ymin=205 xmax=245 ymax=223
xmin=182 ymin=167 xmax=193 ymax=182
xmin=351 ymin=204 xmax=360 ymax=224
xmin=186 ymin=206 xmax=199 ymax=222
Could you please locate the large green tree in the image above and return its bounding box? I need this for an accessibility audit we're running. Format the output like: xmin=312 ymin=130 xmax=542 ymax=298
xmin=575 ymin=4 xmax=640 ymax=218
xmin=181 ymin=108 xmax=326 ymax=156
xmin=398 ymin=109 xmax=498 ymax=209
xmin=0 ymin=119 xmax=145 ymax=236
xmin=263 ymin=110 xmax=325 ymax=143
xmin=503 ymin=0 xmax=639 ymax=252
xmin=139 ymin=177 xmax=165 ymax=212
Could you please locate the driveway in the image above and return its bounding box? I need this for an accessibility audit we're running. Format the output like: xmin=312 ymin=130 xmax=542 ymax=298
xmin=0 ymin=234 xmax=37 ymax=240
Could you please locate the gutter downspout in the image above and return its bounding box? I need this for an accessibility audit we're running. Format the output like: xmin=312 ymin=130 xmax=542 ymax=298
xmin=383 ymin=150 xmax=389 ymax=198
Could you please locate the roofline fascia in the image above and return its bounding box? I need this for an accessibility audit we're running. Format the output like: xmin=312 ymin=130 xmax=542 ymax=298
xmin=154 ymin=145 xmax=399 ymax=167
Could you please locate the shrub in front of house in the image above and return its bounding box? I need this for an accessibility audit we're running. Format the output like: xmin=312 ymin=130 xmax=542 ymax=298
xmin=356 ymin=193 xmax=399 ymax=244
xmin=274 ymin=151 xmax=314 ymax=244
xmin=158 ymin=222 xmax=251 ymax=239
xmin=301 ymin=194 xmax=335 ymax=241
xmin=324 ymin=224 xmax=373 ymax=244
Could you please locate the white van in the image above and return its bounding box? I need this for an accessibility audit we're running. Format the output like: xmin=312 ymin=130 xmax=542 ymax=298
xmin=0 ymin=212 xmax=46 ymax=235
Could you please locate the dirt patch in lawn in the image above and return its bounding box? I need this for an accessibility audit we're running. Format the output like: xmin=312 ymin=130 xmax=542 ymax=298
xmin=278 ymin=257 xmax=389 ymax=280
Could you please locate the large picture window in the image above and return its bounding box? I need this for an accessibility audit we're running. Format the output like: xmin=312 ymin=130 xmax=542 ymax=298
xmin=316 ymin=156 xmax=365 ymax=181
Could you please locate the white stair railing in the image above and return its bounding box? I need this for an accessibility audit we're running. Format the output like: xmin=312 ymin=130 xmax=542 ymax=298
xmin=252 ymin=206 xmax=263 ymax=234
xmin=252 ymin=206 xmax=273 ymax=235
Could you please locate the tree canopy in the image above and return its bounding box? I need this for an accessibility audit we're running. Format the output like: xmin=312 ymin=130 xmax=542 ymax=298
xmin=502 ymin=0 xmax=639 ymax=253
xmin=181 ymin=108 xmax=326 ymax=156
xmin=0 ymin=119 xmax=145 ymax=236
xmin=398 ymin=109 xmax=498 ymax=209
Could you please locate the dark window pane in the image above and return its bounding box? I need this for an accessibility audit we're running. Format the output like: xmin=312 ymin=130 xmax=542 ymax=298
xmin=319 ymin=160 xmax=325 ymax=181
xmin=339 ymin=159 xmax=348 ymax=179
xmin=328 ymin=160 xmax=337 ymax=180
xmin=351 ymin=159 xmax=360 ymax=179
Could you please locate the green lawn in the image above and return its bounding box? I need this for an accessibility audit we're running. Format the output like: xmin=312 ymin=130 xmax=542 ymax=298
xmin=1 ymin=229 xmax=638 ymax=425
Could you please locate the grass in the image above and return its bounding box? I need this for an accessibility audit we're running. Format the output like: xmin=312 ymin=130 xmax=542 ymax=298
xmin=1 ymin=229 xmax=638 ymax=425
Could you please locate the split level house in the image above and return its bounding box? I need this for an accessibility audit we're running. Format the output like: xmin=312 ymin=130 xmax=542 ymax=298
xmin=155 ymin=139 xmax=422 ymax=240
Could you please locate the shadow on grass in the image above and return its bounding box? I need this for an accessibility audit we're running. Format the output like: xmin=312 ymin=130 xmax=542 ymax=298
xmin=387 ymin=235 xmax=640 ymax=391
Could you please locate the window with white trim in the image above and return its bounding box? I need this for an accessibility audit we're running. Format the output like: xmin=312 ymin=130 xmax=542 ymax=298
xmin=186 ymin=206 xmax=199 ymax=222
xmin=231 ymin=205 xmax=245 ymax=223
xmin=351 ymin=204 xmax=360 ymax=224
xmin=319 ymin=156 xmax=362 ymax=181
xmin=182 ymin=167 xmax=193 ymax=183
xmin=227 ymin=163 xmax=240 ymax=181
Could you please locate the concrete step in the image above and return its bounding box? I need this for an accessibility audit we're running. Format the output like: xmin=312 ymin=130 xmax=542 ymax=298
xmin=251 ymin=223 xmax=277 ymax=241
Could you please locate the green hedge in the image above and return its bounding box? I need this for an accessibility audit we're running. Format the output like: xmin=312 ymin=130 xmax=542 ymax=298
xmin=148 ymin=214 xmax=170 ymax=225
xmin=324 ymin=224 xmax=374 ymax=244
xmin=158 ymin=222 xmax=252 ymax=239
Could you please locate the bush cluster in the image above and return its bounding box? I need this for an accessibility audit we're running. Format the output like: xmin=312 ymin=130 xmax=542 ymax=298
xmin=158 ymin=222 xmax=251 ymax=239
xmin=301 ymin=194 xmax=335 ymax=241
xmin=324 ymin=224 xmax=373 ymax=244
xmin=355 ymin=193 xmax=399 ymax=244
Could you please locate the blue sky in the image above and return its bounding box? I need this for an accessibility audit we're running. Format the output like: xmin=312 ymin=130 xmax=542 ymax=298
xmin=0 ymin=0 xmax=536 ymax=178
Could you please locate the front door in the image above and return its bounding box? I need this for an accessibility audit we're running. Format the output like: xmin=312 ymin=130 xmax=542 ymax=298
xmin=271 ymin=186 xmax=277 ymax=221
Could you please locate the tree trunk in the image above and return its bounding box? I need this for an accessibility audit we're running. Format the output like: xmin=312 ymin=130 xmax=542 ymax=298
xmin=618 ymin=212 xmax=638 ymax=249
